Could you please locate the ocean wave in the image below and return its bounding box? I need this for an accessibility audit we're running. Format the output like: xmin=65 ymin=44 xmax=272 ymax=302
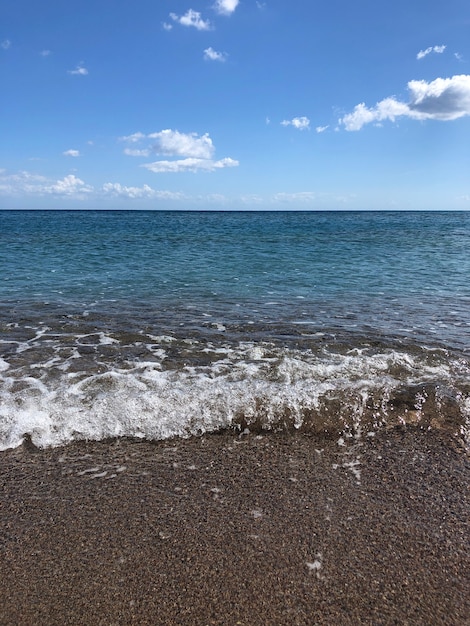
xmin=1 ymin=339 xmax=469 ymax=450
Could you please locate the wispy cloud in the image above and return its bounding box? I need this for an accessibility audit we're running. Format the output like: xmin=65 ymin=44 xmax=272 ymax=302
xmin=123 ymin=148 xmax=151 ymax=157
xmin=0 ymin=168 xmax=191 ymax=201
xmin=121 ymin=129 xmax=238 ymax=173
xmin=68 ymin=64 xmax=88 ymax=76
xmin=281 ymin=116 xmax=311 ymax=130
xmin=0 ymin=170 xmax=92 ymax=197
xmin=273 ymin=192 xmax=316 ymax=203
xmin=63 ymin=149 xmax=80 ymax=157
xmin=120 ymin=132 xmax=146 ymax=143
xmin=0 ymin=170 xmax=47 ymax=195
xmin=1 ymin=39 xmax=11 ymax=50
xmin=213 ymin=0 xmax=239 ymax=16
xmin=240 ymin=194 xmax=264 ymax=205
xmin=142 ymin=157 xmax=238 ymax=173
xmin=40 ymin=49 xmax=52 ymax=57
xmin=203 ymin=47 xmax=227 ymax=62
xmin=417 ymin=45 xmax=446 ymax=60
xmin=102 ymin=182 xmax=185 ymax=200
xmin=340 ymin=74 xmax=470 ymax=131
xmin=169 ymin=10 xmax=211 ymax=30
xmin=315 ymin=125 xmax=329 ymax=133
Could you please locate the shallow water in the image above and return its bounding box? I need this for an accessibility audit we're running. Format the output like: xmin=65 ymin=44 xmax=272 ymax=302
xmin=1 ymin=210 xmax=469 ymax=449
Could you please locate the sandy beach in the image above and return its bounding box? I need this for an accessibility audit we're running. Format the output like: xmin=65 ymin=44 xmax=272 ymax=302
xmin=1 ymin=427 xmax=468 ymax=626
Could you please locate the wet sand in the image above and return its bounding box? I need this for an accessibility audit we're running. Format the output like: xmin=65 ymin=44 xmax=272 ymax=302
xmin=0 ymin=427 xmax=468 ymax=626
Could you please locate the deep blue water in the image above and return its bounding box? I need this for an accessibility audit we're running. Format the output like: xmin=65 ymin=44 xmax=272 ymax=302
xmin=0 ymin=210 xmax=469 ymax=449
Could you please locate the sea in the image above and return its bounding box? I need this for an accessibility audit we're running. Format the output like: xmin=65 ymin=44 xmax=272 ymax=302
xmin=1 ymin=209 xmax=469 ymax=451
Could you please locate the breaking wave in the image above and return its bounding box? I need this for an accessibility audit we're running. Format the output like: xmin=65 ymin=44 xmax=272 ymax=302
xmin=1 ymin=331 xmax=469 ymax=450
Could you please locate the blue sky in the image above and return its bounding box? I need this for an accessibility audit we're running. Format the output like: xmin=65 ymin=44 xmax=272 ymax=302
xmin=1 ymin=0 xmax=469 ymax=210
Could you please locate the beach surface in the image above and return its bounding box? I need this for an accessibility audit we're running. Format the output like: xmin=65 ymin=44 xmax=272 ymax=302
xmin=1 ymin=427 xmax=468 ymax=626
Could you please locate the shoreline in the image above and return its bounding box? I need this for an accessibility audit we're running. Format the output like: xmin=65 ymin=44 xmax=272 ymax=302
xmin=1 ymin=427 xmax=468 ymax=625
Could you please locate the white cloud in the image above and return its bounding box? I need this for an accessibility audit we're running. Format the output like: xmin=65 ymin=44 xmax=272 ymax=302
xmin=150 ymin=129 xmax=214 ymax=159
xmin=142 ymin=157 xmax=238 ymax=173
xmin=1 ymin=39 xmax=11 ymax=50
xmin=204 ymin=47 xmax=227 ymax=62
xmin=417 ymin=45 xmax=446 ymax=60
xmin=122 ymin=129 xmax=215 ymax=159
xmin=121 ymin=129 xmax=238 ymax=173
xmin=162 ymin=22 xmax=173 ymax=31
xmin=204 ymin=193 xmax=229 ymax=203
xmin=0 ymin=169 xmax=189 ymax=202
xmin=102 ymin=182 xmax=185 ymax=200
xmin=340 ymin=74 xmax=470 ymax=131
xmin=40 ymin=49 xmax=51 ymax=57
xmin=0 ymin=171 xmax=47 ymax=195
xmin=63 ymin=149 xmax=80 ymax=157
xmin=68 ymin=64 xmax=88 ymax=76
xmin=120 ymin=132 xmax=146 ymax=143
xmin=213 ymin=0 xmax=239 ymax=16
xmin=46 ymin=175 xmax=92 ymax=195
xmin=123 ymin=148 xmax=151 ymax=157
xmin=315 ymin=125 xmax=329 ymax=133
xmin=273 ymin=192 xmax=316 ymax=203
xmin=0 ymin=170 xmax=92 ymax=197
xmin=341 ymin=99 xmax=409 ymax=130
xmin=241 ymin=194 xmax=264 ymax=205
xmin=169 ymin=10 xmax=211 ymax=30
xmin=281 ymin=116 xmax=311 ymax=130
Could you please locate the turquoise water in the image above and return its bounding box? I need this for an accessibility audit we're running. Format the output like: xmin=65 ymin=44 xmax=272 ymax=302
xmin=1 ymin=210 xmax=469 ymax=449
xmin=2 ymin=210 xmax=469 ymax=301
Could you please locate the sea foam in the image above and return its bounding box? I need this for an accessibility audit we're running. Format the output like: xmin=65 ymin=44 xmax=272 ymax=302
xmin=1 ymin=342 xmax=468 ymax=450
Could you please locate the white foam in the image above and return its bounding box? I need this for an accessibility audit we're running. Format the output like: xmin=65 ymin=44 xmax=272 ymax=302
xmin=0 ymin=345 xmax=468 ymax=450
xmin=98 ymin=333 xmax=119 ymax=345
xmin=306 ymin=553 xmax=324 ymax=579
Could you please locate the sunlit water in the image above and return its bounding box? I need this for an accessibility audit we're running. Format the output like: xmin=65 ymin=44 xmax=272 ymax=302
xmin=1 ymin=210 xmax=469 ymax=449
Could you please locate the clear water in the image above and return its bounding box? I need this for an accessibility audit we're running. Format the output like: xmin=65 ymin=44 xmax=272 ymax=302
xmin=1 ymin=210 xmax=469 ymax=449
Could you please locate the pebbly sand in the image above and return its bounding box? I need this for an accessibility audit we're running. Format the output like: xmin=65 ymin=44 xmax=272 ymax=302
xmin=0 ymin=427 xmax=468 ymax=626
